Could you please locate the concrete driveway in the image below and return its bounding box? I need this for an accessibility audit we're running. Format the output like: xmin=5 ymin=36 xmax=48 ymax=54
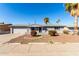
xmin=0 ymin=33 xmax=23 ymax=44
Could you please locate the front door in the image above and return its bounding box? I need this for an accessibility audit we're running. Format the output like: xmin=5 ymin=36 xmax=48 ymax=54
xmin=31 ymin=27 xmax=42 ymax=33
xmin=39 ymin=27 xmax=42 ymax=32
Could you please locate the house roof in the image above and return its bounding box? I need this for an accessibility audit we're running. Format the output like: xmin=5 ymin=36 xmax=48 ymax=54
xmin=11 ymin=24 xmax=29 ymax=28
xmin=12 ymin=24 xmax=28 ymax=27
xmin=29 ymin=24 xmax=42 ymax=27
xmin=43 ymin=24 xmax=65 ymax=27
xmin=11 ymin=24 xmax=65 ymax=28
xmin=66 ymin=25 xmax=75 ymax=28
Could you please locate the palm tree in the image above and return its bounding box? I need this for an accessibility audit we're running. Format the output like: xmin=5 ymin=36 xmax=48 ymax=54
xmin=65 ymin=3 xmax=79 ymax=33
xmin=44 ymin=17 xmax=49 ymax=24
xmin=56 ymin=18 xmax=60 ymax=24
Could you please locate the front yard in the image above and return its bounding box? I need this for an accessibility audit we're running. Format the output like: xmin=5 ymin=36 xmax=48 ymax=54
xmin=6 ymin=34 xmax=79 ymax=44
xmin=1 ymin=34 xmax=79 ymax=55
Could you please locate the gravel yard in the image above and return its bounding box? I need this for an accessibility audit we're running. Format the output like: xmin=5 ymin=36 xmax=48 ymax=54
xmin=7 ymin=34 xmax=79 ymax=44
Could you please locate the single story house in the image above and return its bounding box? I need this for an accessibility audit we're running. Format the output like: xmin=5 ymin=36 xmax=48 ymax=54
xmin=0 ymin=22 xmax=76 ymax=34
xmin=10 ymin=24 xmax=65 ymax=34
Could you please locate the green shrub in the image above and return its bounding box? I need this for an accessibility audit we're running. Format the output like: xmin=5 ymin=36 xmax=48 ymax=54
xmin=48 ymin=30 xmax=57 ymax=36
xmin=63 ymin=30 xmax=69 ymax=34
xmin=31 ymin=30 xmax=37 ymax=36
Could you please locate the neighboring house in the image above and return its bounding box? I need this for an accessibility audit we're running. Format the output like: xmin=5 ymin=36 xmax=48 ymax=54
xmin=10 ymin=24 xmax=65 ymax=34
xmin=68 ymin=25 xmax=77 ymax=32
xmin=0 ymin=22 xmax=12 ymax=34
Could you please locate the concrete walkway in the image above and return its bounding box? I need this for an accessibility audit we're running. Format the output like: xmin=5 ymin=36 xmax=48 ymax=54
xmin=0 ymin=43 xmax=79 ymax=56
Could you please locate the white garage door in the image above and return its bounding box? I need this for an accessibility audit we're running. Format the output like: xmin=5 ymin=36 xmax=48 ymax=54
xmin=13 ymin=28 xmax=30 ymax=34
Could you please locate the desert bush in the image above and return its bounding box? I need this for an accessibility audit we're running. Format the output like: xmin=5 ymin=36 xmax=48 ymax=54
xmin=31 ymin=30 xmax=37 ymax=36
xmin=48 ymin=39 xmax=54 ymax=44
xmin=63 ymin=30 xmax=69 ymax=34
xmin=77 ymin=31 xmax=79 ymax=35
xmin=21 ymin=41 xmax=29 ymax=44
xmin=48 ymin=30 xmax=57 ymax=36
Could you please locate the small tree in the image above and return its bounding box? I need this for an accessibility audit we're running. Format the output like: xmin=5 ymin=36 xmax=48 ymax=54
xmin=56 ymin=18 xmax=60 ymax=24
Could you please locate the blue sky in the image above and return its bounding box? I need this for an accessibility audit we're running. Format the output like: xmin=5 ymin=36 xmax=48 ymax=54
xmin=0 ymin=3 xmax=77 ymax=25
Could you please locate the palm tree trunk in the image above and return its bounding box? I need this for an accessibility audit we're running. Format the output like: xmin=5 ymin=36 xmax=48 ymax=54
xmin=74 ymin=15 xmax=78 ymax=33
